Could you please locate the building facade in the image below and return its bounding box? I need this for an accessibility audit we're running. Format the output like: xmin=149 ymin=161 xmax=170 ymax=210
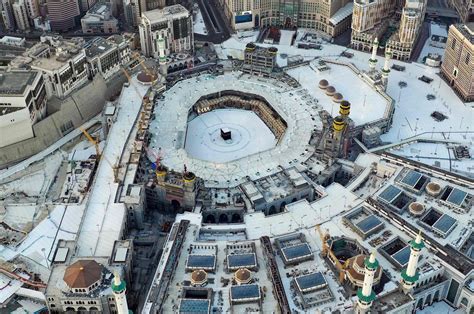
xmin=0 ymin=69 xmax=47 ymax=147
xmin=441 ymin=23 xmax=474 ymax=102
xmin=1 ymin=0 xmax=17 ymax=30
xmin=46 ymin=0 xmax=80 ymax=31
xmin=81 ymin=2 xmax=118 ymax=34
xmin=12 ymin=0 xmax=30 ymax=31
xmin=139 ymin=4 xmax=193 ymax=58
xmin=85 ymin=35 xmax=132 ymax=80
xmin=448 ymin=0 xmax=474 ymax=23
xmin=218 ymin=0 xmax=353 ymax=38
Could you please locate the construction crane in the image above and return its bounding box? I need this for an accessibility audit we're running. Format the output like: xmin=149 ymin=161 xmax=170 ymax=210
xmin=80 ymin=127 xmax=119 ymax=182
xmin=316 ymin=225 xmax=346 ymax=283
xmin=132 ymin=52 xmax=154 ymax=77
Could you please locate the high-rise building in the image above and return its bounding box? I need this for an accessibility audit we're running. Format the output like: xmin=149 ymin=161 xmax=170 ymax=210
xmin=218 ymin=0 xmax=354 ymax=38
xmin=1 ymin=0 xmax=17 ymax=30
xmin=139 ymin=4 xmax=193 ymax=58
xmin=123 ymin=0 xmax=140 ymax=27
xmin=448 ymin=0 xmax=474 ymax=23
xmin=46 ymin=0 xmax=80 ymax=31
xmin=441 ymin=23 xmax=474 ymax=102
xmin=25 ymin=0 xmax=39 ymax=20
xmin=351 ymin=0 xmax=425 ymax=60
xmin=12 ymin=0 xmax=30 ymax=30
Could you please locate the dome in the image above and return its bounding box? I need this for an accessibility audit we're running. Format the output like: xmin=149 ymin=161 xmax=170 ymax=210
xmin=425 ymin=182 xmax=441 ymax=196
xmin=409 ymin=202 xmax=425 ymax=216
xmin=137 ymin=71 xmax=157 ymax=85
xmin=325 ymin=86 xmax=336 ymax=96
xmin=63 ymin=260 xmax=103 ymax=289
xmin=191 ymin=269 xmax=208 ymax=285
xmin=319 ymin=79 xmax=329 ymax=89
xmin=234 ymin=268 xmax=251 ymax=285
xmin=245 ymin=42 xmax=256 ymax=51
xmin=332 ymin=93 xmax=343 ymax=102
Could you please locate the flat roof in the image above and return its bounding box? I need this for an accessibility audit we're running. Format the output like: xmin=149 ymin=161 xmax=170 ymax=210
xmin=432 ymin=214 xmax=457 ymax=235
xmin=355 ymin=215 xmax=383 ymax=234
xmin=114 ymin=247 xmax=128 ymax=262
xmin=400 ymin=170 xmax=423 ymax=188
xmin=378 ymin=185 xmax=402 ymax=204
xmin=281 ymin=243 xmax=312 ymax=262
xmin=142 ymin=4 xmax=189 ymax=23
xmin=446 ymin=188 xmax=468 ymax=206
xmin=227 ymin=253 xmax=256 ymax=269
xmin=294 ymin=272 xmax=327 ymax=292
xmin=54 ymin=247 xmax=69 ymax=263
xmin=179 ymin=299 xmax=210 ymax=313
xmin=0 ymin=70 xmax=39 ymax=95
xmin=391 ymin=246 xmax=411 ymax=268
xmin=230 ymin=284 xmax=261 ymax=301
xmin=186 ymin=254 xmax=216 ymax=269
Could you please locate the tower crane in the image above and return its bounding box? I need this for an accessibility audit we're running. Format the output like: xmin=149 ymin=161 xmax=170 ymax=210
xmin=80 ymin=127 xmax=119 ymax=182
xmin=316 ymin=224 xmax=346 ymax=283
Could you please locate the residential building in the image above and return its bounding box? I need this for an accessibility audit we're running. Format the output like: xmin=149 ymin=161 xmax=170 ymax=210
xmin=441 ymin=23 xmax=474 ymax=102
xmin=351 ymin=0 xmax=426 ymax=60
xmin=85 ymin=35 xmax=132 ymax=80
xmin=46 ymin=0 xmax=80 ymax=31
xmin=28 ymin=36 xmax=88 ymax=99
xmin=0 ymin=69 xmax=47 ymax=147
xmin=448 ymin=0 xmax=474 ymax=23
xmin=139 ymin=4 xmax=193 ymax=58
xmin=351 ymin=0 xmax=396 ymax=51
xmin=12 ymin=0 xmax=30 ymax=31
xmin=1 ymin=0 xmax=16 ymax=30
xmin=385 ymin=0 xmax=427 ymax=60
xmin=218 ymin=0 xmax=353 ymax=38
xmin=81 ymin=2 xmax=118 ymax=34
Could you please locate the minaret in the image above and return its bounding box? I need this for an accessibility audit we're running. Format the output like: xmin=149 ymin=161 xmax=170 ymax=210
xmin=112 ymin=272 xmax=130 ymax=314
xmin=381 ymin=48 xmax=392 ymax=90
xmin=357 ymin=252 xmax=378 ymax=313
xmin=369 ymin=38 xmax=379 ymax=72
xmin=158 ymin=34 xmax=167 ymax=76
xmin=401 ymin=231 xmax=424 ymax=293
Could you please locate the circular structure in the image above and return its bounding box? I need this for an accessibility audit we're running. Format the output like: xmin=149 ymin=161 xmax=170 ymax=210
xmin=339 ymin=100 xmax=351 ymax=116
xmin=234 ymin=268 xmax=251 ymax=285
xmin=409 ymin=202 xmax=426 ymax=216
xmin=63 ymin=260 xmax=103 ymax=290
xmin=149 ymin=73 xmax=322 ymax=187
xmin=318 ymin=79 xmax=329 ymax=89
xmin=185 ymin=109 xmax=277 ymax=163
xmin=426 ymin=182 xmax=441 ymax=196
xmin=245 ymin=42 xmax=257 ymax=52
xmin=332 ymin=93 xmax=343 ymax=103
xmin=333 ymin=116 xmax=345 ymax=132
xmin=137 ymin=71 xmax=158 ymax=85
xmin=325 ymin=86 xmax=336 ymax=96
xmin=191 ymin=269 xmax=208 ymax=286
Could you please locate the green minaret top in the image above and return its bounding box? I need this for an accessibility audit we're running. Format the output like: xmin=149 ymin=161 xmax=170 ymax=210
xmin=111 ymin=272 xmax=126 ymax=293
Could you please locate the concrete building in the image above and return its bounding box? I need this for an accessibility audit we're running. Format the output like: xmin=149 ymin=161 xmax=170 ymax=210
xmin=85 ymin=35 xmax=132 ymax=80
xmin=24 ymin=0 xmax=39 ymax=21
xmin=81 ymin=2 xmax=119 ymax=34
xmin=351 ymin=0 xmax=426 ymax=60
xmin=441 ymin=23 xmax=474 ymax=102
xmin=218 ymin=0 xmax=353 ymax=38
xmin=448 ymin=0 xmax=474 ymax=24
xmin=28 ymin=36 xmax=88 ymax=99
xmin=0 ymin=69 xmax=47 ymax=147
xmin=1 ymin=0 xmax=16 ymax=30
xmin=12 ymin=0 xmax=30 ymax=31
xmin=139 ymin=4 xmax=193 ymax=58
xmin=123 ymin=0 xmax=139 ymax=27
xmin=242 ymin=42 xmax=277 ymax=76
xmin=46 ymin=0 xmax=80 ymax=31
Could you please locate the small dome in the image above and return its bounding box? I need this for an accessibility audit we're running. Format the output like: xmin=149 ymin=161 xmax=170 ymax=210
xmin=318 ymin=79 xmax=329 ymax=89
xmin=325 ymin=86 xmax=336 ymax=96
xmin=425 ymin=182 xmax=441 ymax=196
xmin=332 ymin=93 xmax=343 ymax=102
xmin=234 ymin=268 xmax=251 ymax=285
xmin=191 ymin=269 xmax=208 ymax=285
xmin=137 ymin=71 xmax=157 ymax=84
xmin=409 ymin=202 xmax=425 ymax=216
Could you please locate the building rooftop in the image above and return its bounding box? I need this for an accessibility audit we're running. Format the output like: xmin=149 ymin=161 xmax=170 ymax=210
xmin=142 ymin=4 xmax=189 ymax=23
xmin=455 ymin=23 xmax=474 ymax=43
xmin=0 ymin=70 xmax=39 ymax=96
xmin=85 ymin=37 xmax=114 ymax=59
xmin=63 ymin=260 xmax=103 ymax=288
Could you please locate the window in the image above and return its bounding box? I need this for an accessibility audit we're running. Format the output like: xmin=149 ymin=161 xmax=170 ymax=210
xmin=465 ymin=53 xmax=470 ymax=65
xmin=451 ymin=38 xmax=456 ymax=49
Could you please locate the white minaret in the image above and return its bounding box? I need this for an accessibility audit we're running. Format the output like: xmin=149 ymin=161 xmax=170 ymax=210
xmin=401 ymin=231 xmax=424 ymax=293
xmin=357 ymin=252 xmax=378 ymax=313
xmin=158 ymin=34 xmax=167 ymax=76
xmin=381 ymin=48 xmax=392 ymax=90
xmin=112 ymin=272 xmax=129 ymax=314
xmin=369 ymin=38 xmax=379 ymax=72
